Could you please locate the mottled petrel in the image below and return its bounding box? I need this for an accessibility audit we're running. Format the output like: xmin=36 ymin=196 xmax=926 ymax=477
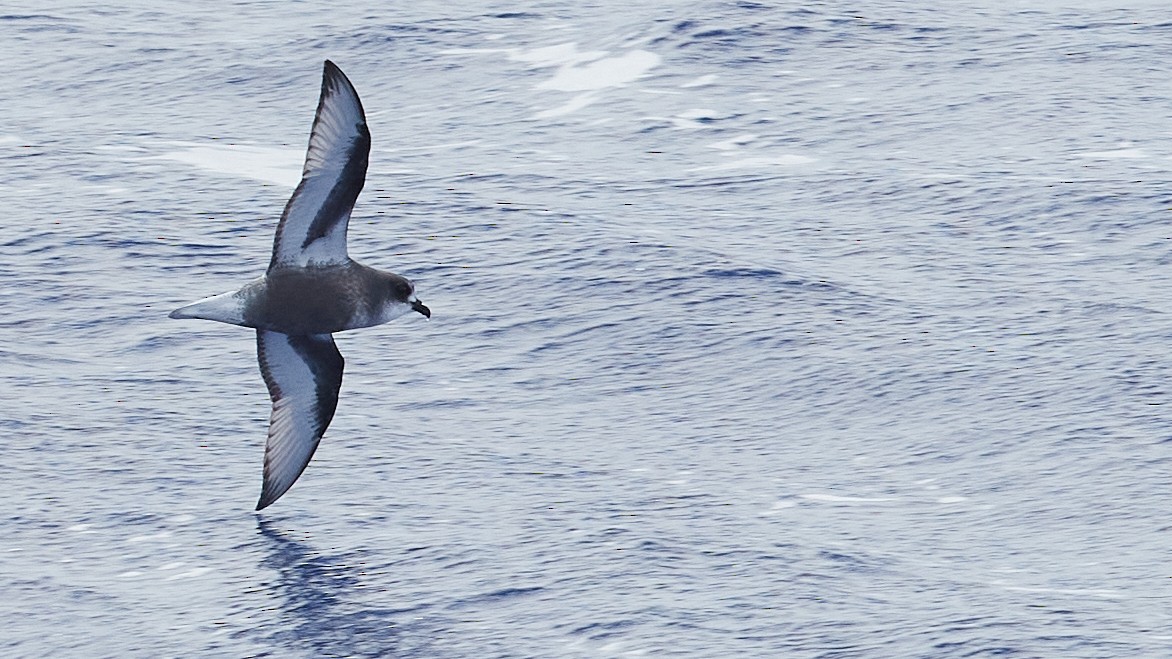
xmin=170 ymin=61 xmax=430 ymax=510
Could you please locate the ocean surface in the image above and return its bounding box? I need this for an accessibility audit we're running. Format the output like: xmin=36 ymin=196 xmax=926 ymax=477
xmin=3 ymin=1 xmax=1172 ymax=656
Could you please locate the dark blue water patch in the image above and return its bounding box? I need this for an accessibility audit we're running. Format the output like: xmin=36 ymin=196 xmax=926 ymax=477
xmin=1055 ymin=19 xmax=1147 ymax=31
xmin=640 ymin=539 xmax=690 ymax=556
xmin=549 ymin=320 xmax=625 ymax=341
xmin=570 ymin=618 xmax=641 ymax=639
xmin=404 ymin=262 xmax=478 ymax=276
xmin=251 ymin=608 xmax=414 ymax=659
xmin=932 ymin=640 xmax=1020 ymax=656
xmin=685 ymin=22 xmax=812 ymax=44
xmin=446 ymin=586 xmax=544 ymax=610
xmin=707 ymin=268 xmax=847 ymax=297
xmin=655 ymin=13 xmax=809 ymax=61
xmin=488 ymin=12 xmax=543 ymax=20
xmin=1 ymin=14 xmax=79 ymax=33
xmin=418 ymin=396 xmax=483 ymax=410
xmin=100 ymin=509 xmax=171 ymax=526
xmin=349 ymin=21 xmax=479 ymax=44
xmin=691 ymin=28 xmax=749 ymax=41
xmin=0 ymin=417 xmax=30 ymax=430
xmin=501 ymin=466 xmax=611 ymax=480
xmin=2 ymin=147 xmax=47 ymax=159
xmin=672 ymin=173 xmax=811 ymax=190
xmin=702 ymin=266 xmax=784 ymax=279
xmin=825 ymin=16 xmax=903 ymax=31
xmin=1093 ymin=41 xmax=1158 ymax=53
xmin=0 ymin=231 xmax=63 ymax=252
xmin=817 ymin=550 xmax=886 ymax=574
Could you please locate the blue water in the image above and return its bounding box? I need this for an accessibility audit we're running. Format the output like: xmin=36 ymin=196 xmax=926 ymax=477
xmin=3 ymin=1 xmax=1172 ymax=656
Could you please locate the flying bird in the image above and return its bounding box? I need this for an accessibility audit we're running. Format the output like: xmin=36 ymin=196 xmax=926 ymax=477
xmin=170 ymin=60 xmax=430 ymax=510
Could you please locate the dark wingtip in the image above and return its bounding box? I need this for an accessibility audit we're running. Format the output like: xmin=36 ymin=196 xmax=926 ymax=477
xmin=256 ymin=479 xmax=283 ymax=511
xmin=256 ymin=491 xmax=275 ymax=511
xmin=322 ymin=60 xmax=340 ymax=87
xmin=323 ymin=59 xmax=350 ymax=85
xmin=256 ymin=476 xmax=291 ymax=511
xmin=318 ymin=59 xmax=362 ymax=116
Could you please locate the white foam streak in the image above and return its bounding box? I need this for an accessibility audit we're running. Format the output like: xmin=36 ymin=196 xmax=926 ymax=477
xmin=1078 ymin=148 xmax=1147 ymax=159
xmin=800 ymin=493 xmax=896 ymax=504
xmin=681 ymin=74 xmax=718 ymax=88
xmin=537 ymin=50 xmax=661 ymax=92
xmin=691 ymin=155 xmax=816 ymax=172
xmin=534 ymin=92 xmax=599 ymax=119
xmin=155 ymin=142 xmax=302 ymax=187
xmin=503 ymin=43 xmax=661 ymax=119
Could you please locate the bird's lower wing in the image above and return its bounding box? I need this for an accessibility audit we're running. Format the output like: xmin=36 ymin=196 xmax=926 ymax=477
xmin=255 ymin=330 xmax=345 ymax=510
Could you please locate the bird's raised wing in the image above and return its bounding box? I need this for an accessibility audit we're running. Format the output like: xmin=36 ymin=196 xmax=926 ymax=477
xmin=269 ymin=60 xmax=370 ymax=270
xmin=255 ymin=330 xmax=345 ymax=510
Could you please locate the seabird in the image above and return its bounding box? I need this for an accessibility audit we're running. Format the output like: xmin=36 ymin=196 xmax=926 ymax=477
xmin=169 ymin=60 xmax=430 ymax=510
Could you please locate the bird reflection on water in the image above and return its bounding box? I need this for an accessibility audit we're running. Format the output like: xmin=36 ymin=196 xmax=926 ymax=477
xmin=254 ymin=519 xmax=421 ymax=657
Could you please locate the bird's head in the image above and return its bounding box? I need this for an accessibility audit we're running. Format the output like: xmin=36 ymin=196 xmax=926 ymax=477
xmin=406 ymin=282 xmax=430 ymax=319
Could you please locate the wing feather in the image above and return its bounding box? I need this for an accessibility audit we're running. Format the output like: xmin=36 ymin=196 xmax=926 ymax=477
xmin=255 ymin=330 xmax=345 ymax=510
xmin=269 ymin=60 xmax=370 ymax=270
